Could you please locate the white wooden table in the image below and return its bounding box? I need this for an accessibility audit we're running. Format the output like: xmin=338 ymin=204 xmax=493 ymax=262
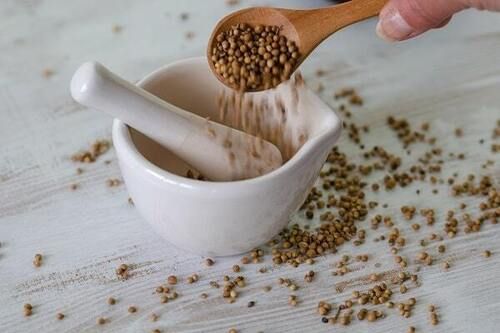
xmin=1 ymin=1 xmax=499 ymax=332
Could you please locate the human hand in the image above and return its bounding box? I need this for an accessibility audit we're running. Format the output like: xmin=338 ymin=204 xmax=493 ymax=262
xmin=376 ymin=0 xmax=500 ymax=41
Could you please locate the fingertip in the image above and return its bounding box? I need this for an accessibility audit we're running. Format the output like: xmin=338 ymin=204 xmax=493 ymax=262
xmin=377 ymin=5 xmax=416 ymax=42
xmin=376 ymin=20 xmax=397 ymax=42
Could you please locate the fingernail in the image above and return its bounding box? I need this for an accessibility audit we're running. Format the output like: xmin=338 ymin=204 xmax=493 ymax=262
xmin=376 ymin=7 xmax=414 ymax=42
xmin=376 ymin=20 xmax=396 ymax=42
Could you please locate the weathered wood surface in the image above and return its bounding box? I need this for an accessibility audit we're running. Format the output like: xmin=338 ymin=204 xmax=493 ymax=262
xmin=0 ymin=0 xmax=499 ymax=332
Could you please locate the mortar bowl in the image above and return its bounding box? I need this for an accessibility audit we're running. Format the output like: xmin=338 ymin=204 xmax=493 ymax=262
xmin=112 ymin=57 xmax=342 ymax=256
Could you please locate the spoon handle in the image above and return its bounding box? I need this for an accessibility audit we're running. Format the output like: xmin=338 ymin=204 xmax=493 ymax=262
xmin=329 ymin=0 xmax=388 ymax=28
xmin=314 ymin=0 xmax=388 ymax=34
xmin=292 ymin=0 xmax=388 ymax=52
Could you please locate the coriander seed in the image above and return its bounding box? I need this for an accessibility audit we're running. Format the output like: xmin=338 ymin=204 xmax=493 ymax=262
xmin=33 ymin=253 xmax=43 ymax=267
xmin=167 ymin=275 xmax=177 ymax=285
xmin=210 ymin=23 xmax=300 ymax=91
xmin=116 ymin=263 xmax=129 ymax=280
xmin=23 ymin=303 xmax=33 ymax=317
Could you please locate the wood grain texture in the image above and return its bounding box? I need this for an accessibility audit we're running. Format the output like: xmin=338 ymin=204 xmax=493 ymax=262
xmin=0 ymin=1 xmax=499 ymax=332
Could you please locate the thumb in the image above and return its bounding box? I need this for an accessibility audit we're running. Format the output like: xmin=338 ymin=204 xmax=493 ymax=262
xmin=376 ymin=0 xmax=468 ymax=42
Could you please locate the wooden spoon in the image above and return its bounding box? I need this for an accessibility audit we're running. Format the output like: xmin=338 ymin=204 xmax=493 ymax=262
xmin=207 ymin=0 xmax=387 ymax=91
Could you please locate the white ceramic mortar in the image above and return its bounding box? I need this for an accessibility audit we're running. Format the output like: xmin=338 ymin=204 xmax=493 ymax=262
xmin=112 ymin=57 xmax=342 ymax=256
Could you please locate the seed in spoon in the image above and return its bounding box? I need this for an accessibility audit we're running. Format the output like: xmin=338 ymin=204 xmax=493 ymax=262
xmin=210 ymin=23 xmax=299 ymax=91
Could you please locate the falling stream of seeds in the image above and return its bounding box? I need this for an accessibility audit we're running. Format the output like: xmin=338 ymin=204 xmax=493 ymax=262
xmin=216 ymin=72 xmax=309 ymax=163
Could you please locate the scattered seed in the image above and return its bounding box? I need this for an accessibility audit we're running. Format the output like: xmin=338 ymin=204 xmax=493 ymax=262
xmin=167 ymin=275 xmax=178 ymax=285
xmin=187 ymin=273 xmax=199 ymax=284
xmin=367 ymin=311 xmax=377 ymax=322
xmin=111 ymin=24 xmax=123 ymax=34
xmin=23 ymin=303 xmax=33 ymax=317
xmin=42 ymin=68 xmax=55 ymax=78
xmin=116 ymin=264 xmax=129 ymax=280
xmin=33 ymin=254 xmax=43 ymax=267
xmin=72 ymin=139 xmax=111 ymax=163
xmin=106 ymin=178 xmax=121 ymax=187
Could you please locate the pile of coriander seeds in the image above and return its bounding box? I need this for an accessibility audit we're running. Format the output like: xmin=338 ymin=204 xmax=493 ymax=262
xmin=26 ymin=77 xmax=497 ymax=332
xmin=210 ymin=23 xmax=300 ymax=91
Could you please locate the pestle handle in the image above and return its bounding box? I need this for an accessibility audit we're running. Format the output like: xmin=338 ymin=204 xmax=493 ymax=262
xmin=70 ymin=61 xmax=283 ymax=181
xmin=71 ymin=61 xmax=198 ymax=151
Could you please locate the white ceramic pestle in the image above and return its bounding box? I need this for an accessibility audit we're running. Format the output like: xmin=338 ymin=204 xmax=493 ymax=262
xmin=70 ymin=62 xmax=283 ymax=181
